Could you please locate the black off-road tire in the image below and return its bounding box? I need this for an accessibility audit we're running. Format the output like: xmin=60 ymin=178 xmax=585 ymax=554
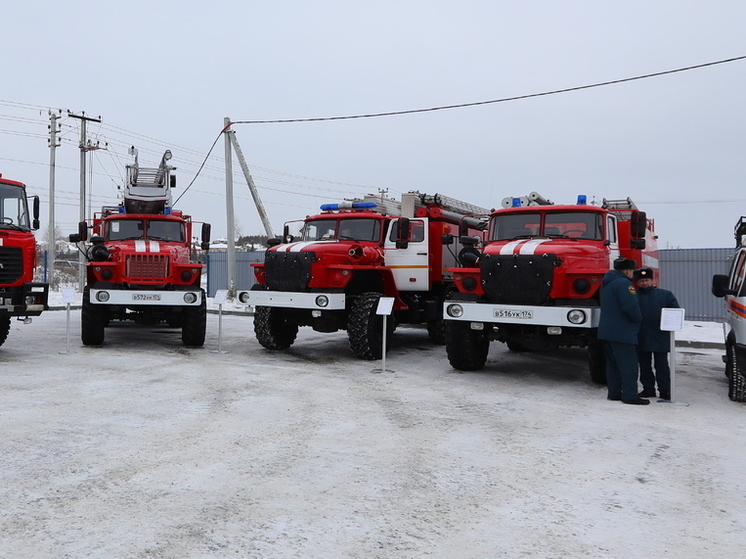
xmin=727 ymin=343 xmax=746 ymax=402
xmin=81 ymin=287 xmax=106 ymax=346
xmin=254 ymin=306 xmax=298 ymax=350
xmin=0 ymin=314 xmax=10 ymax=347
xmin=444 ymin=319 xmax=489 ymax=371
xmin=181 ymin=291 xmax=207 ymax=347
xmin=348 ymin=292 xmax=389 ymax=360
xmin=427 ymin=319 xmax=446 ymax=345
xmin=588 ymin=339 xmax=607 ymax=385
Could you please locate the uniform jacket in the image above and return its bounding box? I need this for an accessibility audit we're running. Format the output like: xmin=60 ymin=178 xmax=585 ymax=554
xmin=637 ymin=286 xmax=680 ymax=352
xmin=598 ymin=269 xmax=642 ymax=344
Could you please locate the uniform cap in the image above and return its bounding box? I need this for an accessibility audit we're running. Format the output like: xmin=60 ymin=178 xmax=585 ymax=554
xmin=634 ymin=267 xmax=654 ymax=280
xmin=613 ymin=257 xmax=636 ymax=271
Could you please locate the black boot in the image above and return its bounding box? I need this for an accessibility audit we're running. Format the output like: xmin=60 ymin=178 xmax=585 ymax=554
xmin=622 ymin=397 xmax=650 ymax=405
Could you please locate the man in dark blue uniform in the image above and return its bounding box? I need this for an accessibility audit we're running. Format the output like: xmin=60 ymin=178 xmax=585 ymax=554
xmin=634 ymin=267 xmax=680 ymax=400
xmin=598 ymin=257 xmax=648 ymax=404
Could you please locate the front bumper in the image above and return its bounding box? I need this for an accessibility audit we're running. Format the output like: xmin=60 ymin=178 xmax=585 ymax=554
xmin=89 ymin=288 xmax=202 ymax=306
xmin=237 ymin=289 xmax=346 ymax=310
xmin=443 ymin=301 xmax=600 ymax=328
xmin=0 ymin=283 xmax=49 ymax=316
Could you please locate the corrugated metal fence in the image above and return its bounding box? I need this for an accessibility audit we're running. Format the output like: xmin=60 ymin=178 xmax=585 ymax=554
xmin=207 ymin=248 xmax=735 ymax=322
xmin=658 ymin=248 xmax=732 ymax=322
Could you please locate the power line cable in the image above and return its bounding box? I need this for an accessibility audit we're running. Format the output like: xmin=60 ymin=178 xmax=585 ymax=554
xmin=231 ymin=55 xmax=746 ymax=125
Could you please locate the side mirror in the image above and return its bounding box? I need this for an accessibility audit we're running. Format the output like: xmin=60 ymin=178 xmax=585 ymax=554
xmin=282 ymin=224 xmax=294 ymax=244
xmin=631 ymin=211 xmax=647 ymax=238
xmin=170 ymin=175 xmax=176 ymax=189
xmin=32 ymin=196 xmax=40 ymax=230
xmin=712 ymin=274 xmax=736 ymax=298
xmin=630 ymin=238 xmax=646 ymax=250
xmin=395 ymin=217 xmax=410 ymax=249
xmin=70 ymin=221 xmax=88 ymax=243
xmin=200 ymin=222 xmax=211 ymax=251
xmin=442 ymin=233 xmax=454 ymax=246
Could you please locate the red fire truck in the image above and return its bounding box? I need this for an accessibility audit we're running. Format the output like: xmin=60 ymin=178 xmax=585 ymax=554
xmin=0 ymin=174 xmax=49 ymax=346
xmin=443 ymin=194 xmax=658 ymax=382
xmin=238 ymin=192 xmax=489 ymax=359
xmin=70 ymin=150 xmax=211 ymax=347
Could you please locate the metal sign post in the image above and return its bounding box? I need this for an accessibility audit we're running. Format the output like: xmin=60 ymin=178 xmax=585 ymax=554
xmin=59 ymin=288 xmax=76 ymax=354
xmin=211 ymin=289 xmax=229 ymax=354
xmin=659 ymin=307 xmax=689 ymax=406
xmin=372 ymin=297 xmax=395 ymax=373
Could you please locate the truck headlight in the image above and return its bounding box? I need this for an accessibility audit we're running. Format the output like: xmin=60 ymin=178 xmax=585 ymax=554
xmin=183 ymin=292 xmax=198 ymax=304
xmin=446 ymin=304 xmax=464 ymax=318
xmin=238 ymin=291 xmax=250 ymax=304
xmin=96 ymin=291 xmax=110 ymax=302
xmin=315 ymin=295 xmax=329 ymax=308
xmin=567 ymin=309 xmax=587 ymax=324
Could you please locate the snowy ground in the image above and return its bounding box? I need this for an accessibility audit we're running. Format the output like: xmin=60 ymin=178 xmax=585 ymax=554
xmin=0 ymin=299 xmax=743 ymax=559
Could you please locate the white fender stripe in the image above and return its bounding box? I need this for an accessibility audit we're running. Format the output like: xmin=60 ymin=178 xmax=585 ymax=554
xmin=518 ymin=239 xmax=549 ymax=255
xmin=135 ymin=240 xmax=146 ymax=253
xmin=149 ymin=241 xmax=160 ymax=253
xmin=500 ymin=240 xmax=524 ymax=255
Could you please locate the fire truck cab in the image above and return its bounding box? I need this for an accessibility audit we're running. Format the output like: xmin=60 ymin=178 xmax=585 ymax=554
xmin=0 ymin=174 xmax=49 ymax=347
xmin=444 ymin=194 xmax=658 ymax=382
xmin=238 ymin=192 xmax=489 ymax=359
xmin=712 ymin=216 xmax=746 ymax=401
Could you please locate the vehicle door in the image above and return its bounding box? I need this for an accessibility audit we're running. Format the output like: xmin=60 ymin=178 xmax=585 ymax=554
xmin=384 ymin=218 xmax=429 ymax=291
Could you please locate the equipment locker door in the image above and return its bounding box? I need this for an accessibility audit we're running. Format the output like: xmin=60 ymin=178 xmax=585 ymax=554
xmin=384 ymin=218 xmax=429 ymax=291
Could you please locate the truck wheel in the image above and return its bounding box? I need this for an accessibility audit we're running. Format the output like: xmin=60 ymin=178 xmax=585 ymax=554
xmin=445 ymin=320 xmax=489 ymax=371
xmin=588 ymin=339 xmax=607 ymax=385
xmin=426 ymin=319 xmax=446 ymax=345
xmin=426 ymin=286 xmax=456 ymax=345
xmin=181 ymin=291 xmax=206 ymax=347
xmin=0 ymin=314 xmax=10 ymax=347
xmin=727 ymin=343 xmax=746 ymax=402
xmin=81 ymin=287 xmax=106 ymax=346
xmin=348 ymin=292 xmax=389 ymax=360
xmin=254 ymin=306 xmax=298 ymax=350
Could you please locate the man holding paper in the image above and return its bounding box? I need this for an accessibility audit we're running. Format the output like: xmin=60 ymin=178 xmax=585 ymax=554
xmin=634 ymin=268 xmax=680 ymax=401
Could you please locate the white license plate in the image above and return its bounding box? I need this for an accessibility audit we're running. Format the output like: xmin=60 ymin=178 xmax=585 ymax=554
xmin=493 ymin=309 xmax=534 ymax=319
xmin=133 ymin=294 xmax=161 ymax=301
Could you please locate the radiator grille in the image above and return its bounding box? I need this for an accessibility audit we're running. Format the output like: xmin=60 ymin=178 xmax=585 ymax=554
xmin=0 ymin=247 xmax=23 ymax=283
xmin=265 ymin=251 xmax=316 ymax=291
xmin=126 ymin=254 xmax=169 ymax=280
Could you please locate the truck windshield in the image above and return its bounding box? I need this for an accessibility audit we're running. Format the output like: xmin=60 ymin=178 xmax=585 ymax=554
xmin=301 ymin=218 xmax=381 ymax=242
xmin=106 ymin=219 xmax=184 ymax=242
xmin=490 ymin=212 xmax=603 ymax=241
xmin=0 ymin=183 xmax=30 ymax=230
xmin=146 ymin=220 xmax=184 ymax=242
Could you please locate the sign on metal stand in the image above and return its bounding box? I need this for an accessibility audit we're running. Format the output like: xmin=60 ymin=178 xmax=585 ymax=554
xmin=372 ymin=297 xmax=395 ymax=373
xmin=59 ymin=288 xmax=76 ymax=354
xmin=211 ymin=289 xmax=229 ymax=354
xmin=659 ymin=307 xmax=689 ymax=406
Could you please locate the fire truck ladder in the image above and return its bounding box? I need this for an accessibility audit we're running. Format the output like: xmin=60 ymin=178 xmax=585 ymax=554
xmin=602 ymin=198 xmax=639 ymax=221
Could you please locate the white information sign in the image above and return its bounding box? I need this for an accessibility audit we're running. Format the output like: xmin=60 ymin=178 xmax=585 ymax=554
xmin=660 ymin=307 xmax=685 ymax=332
xmin=61 ymin=288 xmax=76 ymax=304
xmin=376 ymin=297 xmax=395 ymax=316
xmin=213 ymin=289 xmax=228 ymax=305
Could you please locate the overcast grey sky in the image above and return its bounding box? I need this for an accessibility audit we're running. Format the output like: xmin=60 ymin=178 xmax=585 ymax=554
xmin=2 ymin=1 xmax=745 ymax=248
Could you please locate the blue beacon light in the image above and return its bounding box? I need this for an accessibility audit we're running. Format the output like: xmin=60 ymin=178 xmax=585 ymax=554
xmin=577 ymin=195 xmax=587 ymax=205
xmin=320 ymin=202 xmax=378 ymax=211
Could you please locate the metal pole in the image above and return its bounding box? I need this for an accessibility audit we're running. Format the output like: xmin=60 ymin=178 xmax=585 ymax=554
xmin=224 ymin=117 xmax=237 ymax=297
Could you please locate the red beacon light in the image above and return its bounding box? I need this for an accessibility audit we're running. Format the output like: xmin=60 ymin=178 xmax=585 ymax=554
xmin=320 ymin=202 xmax=378 ymax=211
